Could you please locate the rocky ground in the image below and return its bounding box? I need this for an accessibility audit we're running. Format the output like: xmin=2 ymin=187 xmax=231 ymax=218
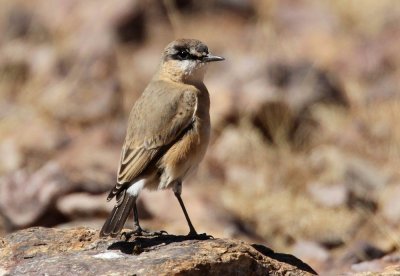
xmin=0 ymin=227 xmax=317 ymax=275
xmin=1 ymin=0 xmax=400 ymax=274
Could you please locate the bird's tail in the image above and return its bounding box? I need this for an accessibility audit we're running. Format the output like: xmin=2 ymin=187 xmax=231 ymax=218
xmin=99 ymin=190 xmax=135 ymax=237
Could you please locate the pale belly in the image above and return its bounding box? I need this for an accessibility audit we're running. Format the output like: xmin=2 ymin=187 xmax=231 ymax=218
xmin=157 ymin=121 xmax=210 ymax=189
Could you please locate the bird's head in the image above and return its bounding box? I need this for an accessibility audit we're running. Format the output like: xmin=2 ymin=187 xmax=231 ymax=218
xmin=159 ymin=39 xmax=224 ymax=84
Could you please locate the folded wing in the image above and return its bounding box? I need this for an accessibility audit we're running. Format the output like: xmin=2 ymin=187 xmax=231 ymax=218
xmin=107 ymin=82 xmax=197 ymax=200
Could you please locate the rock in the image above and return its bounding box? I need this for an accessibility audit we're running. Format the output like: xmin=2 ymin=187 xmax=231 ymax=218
xmin=0 ymin=139 xmax=23 ymax=174
xmin=292 ymin=240 xmax=330 ymax=267
xmin=40 ymin=73 xmax=121 ymax=124
xmin=307 ymin=183 xmax=347 ymax=208
xmin=56 ymin=126 xmax=120 ymax=193
xmin=114 ymin=2 xmax=146 ymax=44
xmin=308 ymin=146 xmax=386 ymax=210
xmin=345 ymin=157 xmax=387 ymax=194
xmin=351 ymin=253 xmax=400 ymax=275
xmin=345 ymin=157 xmax=387 ymax=211
xmin=56 ymin=193 xmax=112 ymax=219
xmin=341 ymin=241 xmax=387 ymax=268
xmin=247 ymin=62 xmax=348 ymax=149
xmin=0 ymin=227 xmax=317 ymax=275
xmin=3 ymin=115 xmax=66 ymax=158
xmin=381 ymin=185 xmax=400 ymax=224
xmin=266 ymin=62 xmax=348 ymax=111
xmin=30 ymin=0 xmax=126 ymax=125
xmin=56 ymin=218 xmax=107 ymax=230
xmin=210 ymin=124 xmax=270 ymax=167
xmin=0 ymin=112 xmax=66 ymax=176
xmin=0 ymin=162 xmax=69 ymax=228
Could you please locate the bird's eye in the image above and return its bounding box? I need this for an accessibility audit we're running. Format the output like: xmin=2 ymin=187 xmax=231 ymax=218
xmin=177 ymin=51 xmax=190 ymax=60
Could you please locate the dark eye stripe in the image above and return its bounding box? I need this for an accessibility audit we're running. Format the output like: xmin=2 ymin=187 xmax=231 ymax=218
xmin=171 ymin=51 xmax=201 ymax=61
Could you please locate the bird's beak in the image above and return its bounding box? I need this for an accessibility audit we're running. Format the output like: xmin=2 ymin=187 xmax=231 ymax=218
xmin=203 ymin=53 xmax=225 ymax=62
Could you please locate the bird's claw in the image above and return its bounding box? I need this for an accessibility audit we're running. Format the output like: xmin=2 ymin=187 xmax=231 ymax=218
xmin=141 ymin=229 xmax=168 ymax=236
xmin=187 ymin=231 xmax=213 ymax=240
xmin=121 ymin=228 xmax=168 ymax=240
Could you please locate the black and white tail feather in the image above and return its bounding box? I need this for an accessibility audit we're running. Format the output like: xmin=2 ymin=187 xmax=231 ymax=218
xmin=99 ymin=189 xmax=136 ymax=237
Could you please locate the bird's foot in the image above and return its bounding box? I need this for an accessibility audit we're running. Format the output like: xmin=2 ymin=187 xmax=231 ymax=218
xmin=121 ymin=227 xmax=168 ymax=240
xmin=139 ymin=229 xmax=168 ymax=237
xmin=187 ymin=230 xmax=213 ymax=240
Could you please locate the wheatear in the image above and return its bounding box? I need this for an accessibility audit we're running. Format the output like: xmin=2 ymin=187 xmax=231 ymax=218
xmin=100 ymin=39 xmax=224 ymax=238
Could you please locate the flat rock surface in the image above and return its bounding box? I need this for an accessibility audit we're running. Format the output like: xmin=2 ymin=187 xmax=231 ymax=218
xmin=0 ymin=227 xmax=317 ymax=275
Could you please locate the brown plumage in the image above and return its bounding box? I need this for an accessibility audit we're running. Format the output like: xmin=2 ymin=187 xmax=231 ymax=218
xmin=100 ymin=39 xmax=224 ymax=237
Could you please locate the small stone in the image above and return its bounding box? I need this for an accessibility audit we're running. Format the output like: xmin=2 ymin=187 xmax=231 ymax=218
xmin=93 ymin=252 xmax=124 ymax=260
xmin=0 ymin=139 xmax=23 ymax=174
xmin=381 ymin=185 xmax=400 ymax=224
xmin=308 ymin=183 xmax=347 ymax=208
xmin=351 ymin=260 xmax=383 ymax=273
xmin=292 ymin=240 xmax=330 ymax=264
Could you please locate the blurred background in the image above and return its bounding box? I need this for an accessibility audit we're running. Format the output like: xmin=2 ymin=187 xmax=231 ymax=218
xmin=1 ymin=0 xmax=400 ymax=274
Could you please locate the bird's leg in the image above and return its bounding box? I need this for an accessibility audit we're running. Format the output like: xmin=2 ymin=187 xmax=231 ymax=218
xmin=132 ymin=200 xmax=144 ymax=234
xmin=120 ymin=198 xmax=142 ymax=240
xmin=173 ymin=182 xmax=198 ymax=236
xmin=174 ymin=192 xmax=198 ymax=236
xmin=121 ymin=199 xmax=167 ymax=240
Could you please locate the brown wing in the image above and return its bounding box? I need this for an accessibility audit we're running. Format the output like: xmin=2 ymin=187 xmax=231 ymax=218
xmin=107 ymin=81 xmax=197 ymax=200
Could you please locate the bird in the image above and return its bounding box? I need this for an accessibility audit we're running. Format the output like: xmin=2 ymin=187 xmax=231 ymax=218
xmin=100 ymin=39 xmax=224 ymax=238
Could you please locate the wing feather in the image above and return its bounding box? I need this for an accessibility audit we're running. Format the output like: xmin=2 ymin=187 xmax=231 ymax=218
xmin=107 ymin=81 xmax=197 ymax=200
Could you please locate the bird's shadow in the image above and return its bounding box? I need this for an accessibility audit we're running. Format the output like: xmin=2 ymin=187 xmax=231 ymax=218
xmin=107 ymin=233 xmax=211 ymax=255
xmin=251 ymin=243 xmax=318 ymax=275
xmin=107 ymin=235 xmax=317 ymax=275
